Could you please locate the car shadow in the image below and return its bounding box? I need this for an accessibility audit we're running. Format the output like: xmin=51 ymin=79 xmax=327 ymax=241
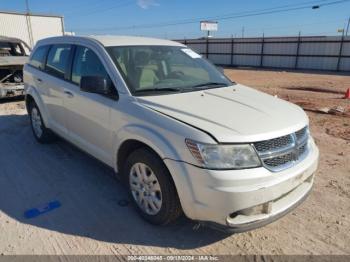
xmin=0 ymin=113 xmax=231 ymax=250
xmin=0 ymin=96 xmax=25 ymax=104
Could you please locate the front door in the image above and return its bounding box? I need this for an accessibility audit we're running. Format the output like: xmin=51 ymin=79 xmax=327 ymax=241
xmin=63 ymin=45 xmax=115 ymax=165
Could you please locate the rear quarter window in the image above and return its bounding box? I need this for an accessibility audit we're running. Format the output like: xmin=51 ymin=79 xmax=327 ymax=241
xmin=45 ymin=44 xmax=72 ymax=79
xmin=29 ymin=45 xmax=49 ymax=70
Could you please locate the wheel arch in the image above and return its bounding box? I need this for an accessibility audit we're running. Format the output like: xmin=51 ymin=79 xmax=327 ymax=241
xmin=25 ymin=87 xmax=50 ymax=127
xmin=117 ymin=139 xmax=161 ymax=176
xmin=114 ymin=124 xmax=182 ymax=171
xmin=116 ymin=137 xmax=198 ymax=220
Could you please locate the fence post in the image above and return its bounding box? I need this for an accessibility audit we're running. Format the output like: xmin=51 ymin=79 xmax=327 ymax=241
xmin=206 ymin=37 xmax=209 ymax=58
xmin=336 ymin=32 xmax=345 ymax=71
xmin=230 ymin=36 xmax=234 ymax=66
xmin=294 ymin=32 xmax=301 ymax=69
xmin=260 ymin=34 xmax=265 ymax=67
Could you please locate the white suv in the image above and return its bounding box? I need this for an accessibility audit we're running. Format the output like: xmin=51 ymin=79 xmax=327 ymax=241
xmin=24 ymin=36 xmax=319 ymax=232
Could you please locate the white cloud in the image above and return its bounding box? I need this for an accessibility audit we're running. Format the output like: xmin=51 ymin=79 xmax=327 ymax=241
xmin=137 ymin=0 xmax=159 ymax=9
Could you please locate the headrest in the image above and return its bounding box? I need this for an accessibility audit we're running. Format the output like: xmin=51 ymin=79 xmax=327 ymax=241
xmin=59 ymin=49 xmax=70 ymax=62
xmin=134 ymin=51 xmax=150 ymax=66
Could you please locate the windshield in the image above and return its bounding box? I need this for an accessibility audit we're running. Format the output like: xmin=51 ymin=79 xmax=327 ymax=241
xmin=0 ymin=42 xmax=27 ymax=56
xmin=106 ymin=45 xmax=233 ymax=96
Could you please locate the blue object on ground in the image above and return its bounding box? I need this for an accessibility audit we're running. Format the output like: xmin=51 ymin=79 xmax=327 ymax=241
xmin=24 ymin=200 xmax=61 ymax=219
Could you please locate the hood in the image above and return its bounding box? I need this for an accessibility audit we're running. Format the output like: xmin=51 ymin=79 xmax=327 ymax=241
xmin=137 ymin=84 xmax=309 ymax=143
xmin=0 ymin=56 xmax=28 ymax=68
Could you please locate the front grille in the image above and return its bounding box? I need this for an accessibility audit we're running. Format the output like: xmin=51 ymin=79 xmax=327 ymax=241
xmin=253 ymin=126 xmax=310 ymax=172
xmin=264 ymin=153 xmax=294 ymax=167
xmin=296 ymin=126 xmax=308 ymax=141
xmin=254 ymin=135 xmax=292 ymax=153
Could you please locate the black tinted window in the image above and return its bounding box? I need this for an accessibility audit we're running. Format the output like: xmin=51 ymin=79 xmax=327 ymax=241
xmin=72 ymin=46 xmax=109 ymax=85
xmin=29 ymin=45 xmax=49 ymax=70
xmin=46 ymin=44 xmax=72 ymax=79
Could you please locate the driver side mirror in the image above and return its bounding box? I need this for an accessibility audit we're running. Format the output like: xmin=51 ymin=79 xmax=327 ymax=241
xmin=80 ymin=76 xmax=115 ymax=97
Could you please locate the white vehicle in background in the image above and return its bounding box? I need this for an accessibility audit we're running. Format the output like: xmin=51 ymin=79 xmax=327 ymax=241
xmin=23 ymin=35 xmax=319 ymax=232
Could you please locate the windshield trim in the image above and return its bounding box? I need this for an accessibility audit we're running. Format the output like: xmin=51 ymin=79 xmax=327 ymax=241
xmin=132 ymin=85 xmax=236 ymax=97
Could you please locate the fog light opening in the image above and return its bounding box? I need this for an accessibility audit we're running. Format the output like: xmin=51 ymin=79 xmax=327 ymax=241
xmin=229 ymin=202 xmax=272 ymax=218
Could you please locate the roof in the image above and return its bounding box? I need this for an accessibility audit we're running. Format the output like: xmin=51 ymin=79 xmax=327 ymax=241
xmin=0 ymin=36 xmax=31 ymax=50
xmin=0 ymin=36 xmax=22 ymax=43
xmin=35 ymin=35 xmax=186 ymax=52
xmin=37 ymin=35 xmax=184 ymax=48
xmin=88 ymin=35 xmax=185 ymax=47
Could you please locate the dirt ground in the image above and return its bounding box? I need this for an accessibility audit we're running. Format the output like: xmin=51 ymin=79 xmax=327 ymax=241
xmin=0 ymin=68 xmax=349 ymax=256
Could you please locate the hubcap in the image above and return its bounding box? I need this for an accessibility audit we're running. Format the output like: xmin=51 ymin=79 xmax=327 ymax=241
xmin=31 ymin=107 xmax=43 ymax=138
xmin=129 ymin=163 xmax=162 ymax=215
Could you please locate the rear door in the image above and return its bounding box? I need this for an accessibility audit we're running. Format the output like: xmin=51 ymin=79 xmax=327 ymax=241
xmin=42 ymin=44 xmax=73 ymax=136
xmin=63 ymin=45 xmax=116 ymax=165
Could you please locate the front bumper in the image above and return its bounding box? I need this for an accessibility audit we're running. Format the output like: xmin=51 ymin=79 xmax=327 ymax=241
xmin=164 ymin=139 xmax=319 ymax=232
xmin=0 ymin=84 xmax=24 ymax=98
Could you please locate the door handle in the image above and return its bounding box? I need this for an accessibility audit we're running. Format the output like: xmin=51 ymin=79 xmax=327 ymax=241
xmin=64 ymin=90 xmax=74 ymax=98
xmin=36 ymin=78 xmax=42 ymax=83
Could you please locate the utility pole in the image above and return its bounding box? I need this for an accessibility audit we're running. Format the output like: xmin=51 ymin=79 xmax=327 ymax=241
xmin=346 ymin=16 xmax=350 ymax=36
xmin=25 ymin=0 xmax=30 ymax=14
xmin=241 ymin=26 xmax=245 ymax=38
xmin=25 ymin=0 xmax=34 ymax=47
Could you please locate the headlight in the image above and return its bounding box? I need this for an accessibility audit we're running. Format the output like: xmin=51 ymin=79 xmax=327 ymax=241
xmin=185 ymin=139 xmax=261 ymax=169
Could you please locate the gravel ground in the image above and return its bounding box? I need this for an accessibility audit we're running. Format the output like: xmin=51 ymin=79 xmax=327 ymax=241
xmin=0 ymin=68 xmax=349 ymax=255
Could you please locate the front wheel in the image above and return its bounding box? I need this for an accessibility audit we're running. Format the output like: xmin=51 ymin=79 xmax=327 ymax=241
xmin=124 ymin=148 xmax=182 ymax=225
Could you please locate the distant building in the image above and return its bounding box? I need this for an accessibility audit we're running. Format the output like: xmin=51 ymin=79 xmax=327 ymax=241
xmin=0 ymin=10 xmax=65 ymax=48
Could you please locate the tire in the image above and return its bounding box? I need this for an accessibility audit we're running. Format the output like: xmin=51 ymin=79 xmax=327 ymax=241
xmin=124 ymin=148 xmax=182 ymax=225
xmin=28 ymin=101 xmax=56 ymax=144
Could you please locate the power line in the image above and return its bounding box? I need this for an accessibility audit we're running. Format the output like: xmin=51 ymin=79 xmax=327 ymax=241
xmin=66 ymin=0 xmax=134 ymax=18
xmin=63 ymin=0 xmax=113 ymax=14
xmin=219 ymin=19 xmax=346 ymax=35
xmin=71 ymin=0 xmax=350 ymax=32
xmin=346 ymin=16 xmax=350 ymax=36
xmin=197 ymin=0 xmax=330 ymax=22
xmin=72 ymin=0 xmax=329 ymax=30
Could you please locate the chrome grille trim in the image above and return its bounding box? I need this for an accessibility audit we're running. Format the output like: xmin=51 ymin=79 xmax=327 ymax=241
xmin=253 ymin=126 xmax=310 ymax=172
xmin=253 ymin=134 xmax=293 ymax=153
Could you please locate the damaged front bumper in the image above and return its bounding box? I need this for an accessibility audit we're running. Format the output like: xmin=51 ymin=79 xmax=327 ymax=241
xmin=164 ymin=138 xmax=319 ymax=233
xmin=0 ymin=84 xmax=24 ymax=98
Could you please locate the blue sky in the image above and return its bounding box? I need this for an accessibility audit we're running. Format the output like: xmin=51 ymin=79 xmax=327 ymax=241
xmin=1 ymin=0 xmax=350 ymax=39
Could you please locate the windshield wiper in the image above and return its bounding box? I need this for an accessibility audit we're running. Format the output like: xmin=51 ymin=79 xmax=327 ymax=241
xmin=192 ymin=82 xmax=229 ymax=89
xmin=133 ymin=87 xmax=182 ymax=94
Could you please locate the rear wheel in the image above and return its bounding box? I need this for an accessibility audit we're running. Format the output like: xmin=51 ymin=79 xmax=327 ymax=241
xmin=124 ymin=148 xmax=182 ymax=225
xmin=28 ymin=102 xmax=56 ymax=143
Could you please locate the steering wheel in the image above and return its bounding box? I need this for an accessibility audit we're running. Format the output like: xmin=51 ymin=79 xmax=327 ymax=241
xmin=168 ymin=71 xmax=185 ymax=78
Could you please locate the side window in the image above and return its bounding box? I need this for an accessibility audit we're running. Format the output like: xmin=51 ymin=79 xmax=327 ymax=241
xmin=72 ymin=46 xmax=110 ymax=85
xmin=45 ymin=44 xmax=72 ymax=79
xmin=29 ymin=45 xmax=49 ymax=70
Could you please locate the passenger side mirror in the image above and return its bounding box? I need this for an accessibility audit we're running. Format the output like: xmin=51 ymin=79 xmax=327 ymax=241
xmin=80 ymin=76 xmax=113 ymax=96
